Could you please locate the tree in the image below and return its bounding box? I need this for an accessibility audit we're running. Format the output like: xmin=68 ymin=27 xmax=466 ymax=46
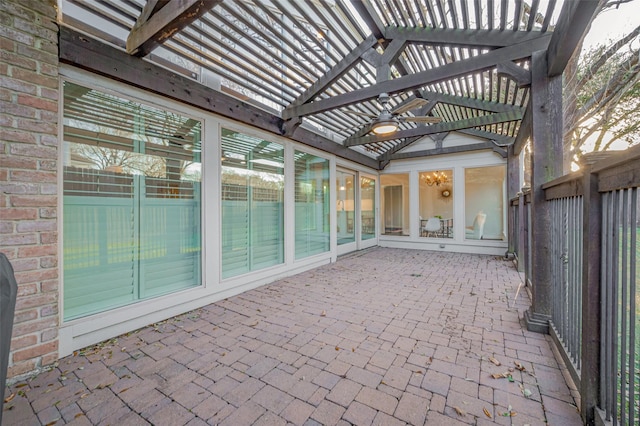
xmin=563 ymin=0 xmax=640 ymax=168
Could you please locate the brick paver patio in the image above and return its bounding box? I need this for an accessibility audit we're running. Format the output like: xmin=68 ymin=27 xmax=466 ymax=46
xmin=2 ymin=248 xmax=581 ymax=425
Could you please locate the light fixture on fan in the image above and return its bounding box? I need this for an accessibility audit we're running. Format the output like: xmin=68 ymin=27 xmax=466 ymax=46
xmin=421 ymin=170 xmax=449 ymax=186
xmin=371 ymin=106 xmax=398 ymax=134
xmin=371 ymin=118 xmax=399 ymax=134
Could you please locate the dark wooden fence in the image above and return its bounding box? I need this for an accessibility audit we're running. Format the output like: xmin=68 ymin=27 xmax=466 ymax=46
xmin=511 ymin=146 xmax=640 ymax=425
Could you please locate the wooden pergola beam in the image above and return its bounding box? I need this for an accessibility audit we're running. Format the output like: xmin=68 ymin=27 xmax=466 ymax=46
xmin=126 ymin=0 xmax=220 ymax=57
xmin=419 ymin=90 xmax=525 ymax=113
xmin=457 ymin=128 xmax=515 ymax=145
xmin=345 ymin=111 xmax=522 ymax=146
xmin=384 ymin=25 xmax=552 ymax=48
xmin=388 ymin=141 xmax=506 ymax=160
xmin=546 ymin=0 xmax=601 ymax=77
xmin=283 ymin=35 xmax=550 ymax=119
xmin=513 ymin=97 xmax=533 ymax=154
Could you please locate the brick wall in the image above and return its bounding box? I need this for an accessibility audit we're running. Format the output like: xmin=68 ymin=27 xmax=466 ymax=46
xmin=1 ymin=0 xmax=60 ymax=379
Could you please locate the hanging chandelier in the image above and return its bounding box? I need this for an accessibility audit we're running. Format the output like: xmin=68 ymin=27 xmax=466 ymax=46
xmin=421 ymin=170 xmax=449 ymax=186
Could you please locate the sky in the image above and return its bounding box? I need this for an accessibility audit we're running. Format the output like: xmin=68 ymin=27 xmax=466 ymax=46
xmin=576 ymin=1 xmax=640 ymax=153
xmin=582 ymin=1 xmax=640 ymax=49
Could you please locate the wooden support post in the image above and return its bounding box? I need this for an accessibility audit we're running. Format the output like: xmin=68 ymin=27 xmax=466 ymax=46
xmin=507 ymin=144 xmax=520 ymax=257
xmin=580 ymin=166 xmax=601 ymax=424
xmin=524 ymin=50 xmax=563 ymax=334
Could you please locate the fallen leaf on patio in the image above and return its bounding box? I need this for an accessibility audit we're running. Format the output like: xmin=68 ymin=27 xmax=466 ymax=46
xmin=508 ymin=374 xmax=514 ymax=382
xmin=249 ymin=321 xmax=259 ymax=327
xmin=119 ymin=387 xmax=131 ymax=393
xmin=75 ymin=413 xmax=85 ymax=419
xmin=453 ymin=406 xmax=465 ymax=416
xmin=15 ymin=383 xmax=28 ymax=388
xmin=489 ymin=356 xmax=501 ymax=366
xmin=393 ymin=303 xmax=398 ymax=307
xmin=514 ymin=361 xmax=526 ymax=371
xmin=483 ymin=407 xmax=492 ymax=418
xmin=321 ymin=310 xmax=326 ymax=316
xmin=414 ymin=370 xmax=423 ymax=374
xmin=45 ymin=421 xmax=58 ymax=426
xmin=491 ymin=372 xmax=508 ymax=379
xmin=335 ymin=346 xmax=340 ymax=351
xmin=523 ymin=388 xmax=532 ymax=398
xmin=4 ymin=405 xmax=14 ymax=411
xmin=351 ymin=348 xmax=355 ymax=352
xmin=4 ymin=393 xmax=15 ymax=403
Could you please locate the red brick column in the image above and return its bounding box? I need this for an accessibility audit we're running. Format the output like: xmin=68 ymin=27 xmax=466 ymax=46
xmin=1 ymin=0 xmax=59 ymax=378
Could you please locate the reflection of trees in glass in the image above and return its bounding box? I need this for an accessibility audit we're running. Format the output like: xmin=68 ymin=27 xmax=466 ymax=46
xmin=70 ymin=143 xmax=166 ymax=178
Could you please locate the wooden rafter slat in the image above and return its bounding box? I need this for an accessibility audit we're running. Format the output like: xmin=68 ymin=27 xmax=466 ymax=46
xmin=460 ymin=0 xmax=469 ymax=29
xmin=541 ymin=0 xmax=557 ymax=32
xmin=526 ymin=0 xmax=540 ymax=31
xmin=435 ymin=0 xmax=448 ymax=29
xmin=487 ymin=0 xmax=495 ymax=30
xmin=474 ymin=0 xmax=482 ymax=29
xmin=423 ymin=1 xmax=438 ymax=27
xmin=513 ymin=0 xmax=523 ymax=31
xmin=500 ymin=0 xmax=508 ymax=30
xmin=448 ymin=0 xmax=458 ymax=29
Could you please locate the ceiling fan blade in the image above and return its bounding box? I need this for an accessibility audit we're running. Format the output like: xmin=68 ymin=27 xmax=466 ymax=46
xmin=391 ymin=97 xmax=428 ymax=115
xmin=343 ymin=109 xmax=376 ymax=118
xmin=402 ymin=116 xmax=442 ymax=123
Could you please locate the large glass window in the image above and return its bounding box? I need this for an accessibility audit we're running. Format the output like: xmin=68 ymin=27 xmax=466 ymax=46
xmin=360 ymin=176 xmax=376 ymax=240
xmin=63 ymin=82 xmax=202 ymax=320
xmin=464 ymin=165 xmax=506 ymax=240
xmin=221 ymin=129 xmax=284 ymax=278
xmin=419 ymin=170 xmax=453 ymax=238
xmin=380 ymin=174 xmax=409 ymax=236
xmin=295 ymin=152 xmax=330 ymax=259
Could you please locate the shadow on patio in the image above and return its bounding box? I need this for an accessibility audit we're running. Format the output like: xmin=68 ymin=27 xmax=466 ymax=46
xmin=3 ymin=248 xmax=580 ymax=425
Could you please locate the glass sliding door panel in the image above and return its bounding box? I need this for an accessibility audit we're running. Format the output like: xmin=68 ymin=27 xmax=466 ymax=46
xmin=221 ymin=129 xmax=284 ymax=278
xmin=295 ymin=152 xmax=330 ymax=259
xmin=336 ymin=171 xmax=355 ymax=245
xmin=464 ymin=165 xmax=506 ymax=240
xmin=380 ymin=174 xmax=409 ymax=236
xmin=360 ymin=176 xmax=375 ymax=240
xmin=62 ymin=81 xmax=202 ymax=320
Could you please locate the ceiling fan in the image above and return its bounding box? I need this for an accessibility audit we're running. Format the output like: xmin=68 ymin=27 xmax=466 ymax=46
xmin=344 ymin=93 xmax=442 ymax=135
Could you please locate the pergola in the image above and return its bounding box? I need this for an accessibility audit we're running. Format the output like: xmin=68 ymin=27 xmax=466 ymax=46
xmin=53 ymin=1 xmax=609 ymax=422
xmin=60 ymin=0 xmax=599 ymax=169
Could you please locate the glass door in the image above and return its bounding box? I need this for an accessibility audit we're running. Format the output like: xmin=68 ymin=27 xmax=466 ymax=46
xmin=336 ymin=170 xmax=356 ymax=248
xmin=360 ymin=174 xmax=377 ymax=248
